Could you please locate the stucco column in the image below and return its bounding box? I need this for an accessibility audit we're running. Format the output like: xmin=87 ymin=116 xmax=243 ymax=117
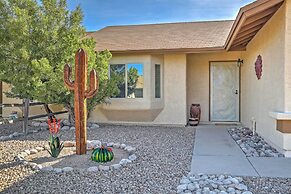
xmin=285 ymin=1 xmax=291 ymax=111
xmin=155 ymin=54 xmax=187 ymax=125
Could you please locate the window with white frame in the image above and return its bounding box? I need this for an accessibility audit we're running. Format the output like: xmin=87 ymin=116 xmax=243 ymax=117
xmin=110 ymin=64 xmax=144 ymax=98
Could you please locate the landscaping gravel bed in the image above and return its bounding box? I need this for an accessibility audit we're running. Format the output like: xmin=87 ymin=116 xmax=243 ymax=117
xmin=177 ymin=173 xmax=291 ymax=194
xmin=0 ymin=121 xmax=40 ymax=137
xmin=243 ymin=177 xmax=291 ymax=194
xmin=0 ymin=124 xmax=194 ymax=193
xmin=228 ymin=127 xmax=284 ymax=157
xmin=177 ymin=173 xmax=252 ymax=193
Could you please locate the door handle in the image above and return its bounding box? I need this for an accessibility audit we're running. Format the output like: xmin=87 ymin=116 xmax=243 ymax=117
xmin=235 ymin=90 xmax=238 ymax=94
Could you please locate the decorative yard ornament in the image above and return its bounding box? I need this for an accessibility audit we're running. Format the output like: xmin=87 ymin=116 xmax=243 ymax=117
xmin=64 ymin=49 xmax=99 ymax=155
xmin=91 ymin=145 xmax=114 ymax=163
xmin=47 ymin=118 xmax=63 ymax=158
xmin=255 ymin=55 xmax=262 ymax=80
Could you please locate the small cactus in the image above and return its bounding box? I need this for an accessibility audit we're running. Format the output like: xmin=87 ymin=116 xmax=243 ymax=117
xmin=64 ymin=49 xmax=99 ymax=155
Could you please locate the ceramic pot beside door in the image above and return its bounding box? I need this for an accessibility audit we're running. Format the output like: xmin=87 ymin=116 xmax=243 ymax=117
xmin=189 ymin=104 xmax=201 ymax=126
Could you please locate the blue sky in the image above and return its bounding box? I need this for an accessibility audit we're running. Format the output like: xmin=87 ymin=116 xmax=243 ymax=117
xmin=67 ymin=0 xmax=255 ymax=31
xmin=128 ymin=64 xmax=143 ymax=76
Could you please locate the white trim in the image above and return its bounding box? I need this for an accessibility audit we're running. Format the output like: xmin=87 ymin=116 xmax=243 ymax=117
xmin=269 ymin=111 xmax=291 ymax=120
xmin=109 ymin=63 xmax=144 ymax=99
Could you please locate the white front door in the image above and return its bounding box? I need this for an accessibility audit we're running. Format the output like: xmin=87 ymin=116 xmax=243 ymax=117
xmin=210 ymin=62 xmax=240 ymax=122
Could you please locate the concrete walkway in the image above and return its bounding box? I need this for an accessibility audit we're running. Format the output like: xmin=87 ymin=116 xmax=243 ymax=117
xmin=191 ymin=125 xmax=291 ymax=178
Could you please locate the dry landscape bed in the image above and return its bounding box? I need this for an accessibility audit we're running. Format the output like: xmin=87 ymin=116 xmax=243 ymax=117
xmin=0 ymin=122 xmax=194 ymax=193
xmin=1 ymin=122 xmax=291 ymax=194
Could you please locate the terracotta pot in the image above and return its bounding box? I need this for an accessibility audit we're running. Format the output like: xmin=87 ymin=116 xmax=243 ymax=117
xmin=189 ymin=104 xmax=201 ymax=126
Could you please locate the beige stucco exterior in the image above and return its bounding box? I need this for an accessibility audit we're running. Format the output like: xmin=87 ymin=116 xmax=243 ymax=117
xmin=187 ymin=51 xmax=242 ymax=122
xmin=90 ymin=53 xmax=187 ymax=125
xmin=186 ymin=3 xmax=291 ymax=155
xmin=241 ymin=4 xmax=286 ymax=151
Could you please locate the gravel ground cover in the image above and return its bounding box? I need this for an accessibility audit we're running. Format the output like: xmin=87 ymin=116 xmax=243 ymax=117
xmin=0 ymin=121 xmax=40 ymax=137
xmin=243 ymin=177 xmax=291 ymax=194
xmin=177 ymin=173 xmax=291 ymax=194
xmin=177 ymin=173 xmax=251 ymax=193
xmin=0 ymin=123 xmax=194 ymax=193
xmin=228 ymin=127 xmax=284 ymax=157
xmin=2 ymin=123 xmax=291 ymax=194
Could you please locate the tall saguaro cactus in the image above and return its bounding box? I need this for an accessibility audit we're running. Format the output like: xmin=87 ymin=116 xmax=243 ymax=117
xmin=64 ymin=49 xmax=99 ymax=155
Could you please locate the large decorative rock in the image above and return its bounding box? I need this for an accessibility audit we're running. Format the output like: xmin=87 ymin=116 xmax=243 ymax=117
xmin=90 ymin=123 xmax=99 ymax=129
xmin=87 ymin=166 xmax=98 ymax=172
xmin=31 ymin=121 xmax=41 ymax=127
xmin=29 ymin=149 xmax=38 ymax=154
xmin=128 ymin=154 xmax=137 ymax=161
xmin=41 ymin=166 xmax=54 ymax=172
xmin=54 ymin=168 xmax=63 ymax=173
xmin=63 ymin=167 xmax=74 ymax=172
xmin=111 ymin=164 xmax=121 ymax=170
xmin=99 ymin=165 xmax=110 ymax=171
xmin=35 ymin=147 xmax=44 ymax=152
xmin=40 ymin=122 xmax=48 ymax=127
xmin=24 ymin=150 xmax=31 ymax=155
xmin=87 ymin=140 xmax=101 ymax=149
xmin=64 ymin=141 xmax=75 ymax=147
xmin=119 ymin=159 xmax=132 ymax=166
xmin=61 ymin=126 xmax=70 ymax=130
xmin=62 ymin=119 xmax=71 ymax=126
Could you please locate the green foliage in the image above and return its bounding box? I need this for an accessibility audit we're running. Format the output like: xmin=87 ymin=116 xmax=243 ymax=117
xmin=0 ymin=0 xmax=117 ymax=115
xmin=127 ymin=67 xmax=139 ymax=96
xmin=48 ymin=135 xmax=64 ymax=158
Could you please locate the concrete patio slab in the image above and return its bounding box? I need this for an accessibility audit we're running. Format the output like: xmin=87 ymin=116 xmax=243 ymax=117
xmin=191 ymin=125 xmax=291 ymax=178
xmin=191 ymin=155 xmax=259 ymax=176
xmin=193 ymin=125 xmax=244 ymax=157
xmin=249 ymin=157 xmax=291 ymax=178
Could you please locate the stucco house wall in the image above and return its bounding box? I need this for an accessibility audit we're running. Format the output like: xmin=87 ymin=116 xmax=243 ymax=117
xmin=186 ymin=51 xmax=242 ymax=122
xmin=90 ymin=53 xmax=187 ymax=125
xmin=241 ymin=4 xmax=286 ymax=151
xmin=153 ymin=54 xmax=187 ymax=125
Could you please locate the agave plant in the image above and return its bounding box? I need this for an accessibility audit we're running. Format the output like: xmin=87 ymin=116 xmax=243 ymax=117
xmin=47 ymin=118 xmax=63 ymax=158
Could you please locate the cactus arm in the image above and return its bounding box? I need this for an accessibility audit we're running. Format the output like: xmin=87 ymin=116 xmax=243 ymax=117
xmin=85 ymin=69 xmax=99 ymax=99
xmin=64 ymin=64 xmax=74 ymax=90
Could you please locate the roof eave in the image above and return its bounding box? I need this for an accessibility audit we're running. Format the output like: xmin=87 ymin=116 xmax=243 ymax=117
xmin=225 ymin=0 xmax=284 ymax=51
xmin=106 ymin=47 xmax=226 ymax=55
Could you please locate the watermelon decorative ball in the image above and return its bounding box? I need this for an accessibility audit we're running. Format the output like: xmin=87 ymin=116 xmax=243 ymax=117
xmin=91 ymin=146 xmax=114 ymax=163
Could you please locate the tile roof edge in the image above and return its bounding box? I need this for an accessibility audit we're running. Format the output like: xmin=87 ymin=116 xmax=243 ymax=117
xmin=87 ymin=19 xmax=235 ymax=33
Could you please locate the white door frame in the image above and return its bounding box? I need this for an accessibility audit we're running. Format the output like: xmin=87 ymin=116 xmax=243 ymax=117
xmin=209 ymin=61 xmax=240 ymax=122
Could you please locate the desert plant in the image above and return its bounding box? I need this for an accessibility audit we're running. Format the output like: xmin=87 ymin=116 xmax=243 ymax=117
xmin=91 ymin=145 xmax=114 ymax=163
xmin=47 ymin=118 xmax=63 ymax=158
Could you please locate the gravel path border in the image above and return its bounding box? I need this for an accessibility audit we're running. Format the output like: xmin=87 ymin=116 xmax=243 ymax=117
xmin=16 ymin=140 xmax=137 ymax=173
xmin=228 ymin=127 xmax=284 ymax=157
xmin=177 ymin=173 xmax=252 ymax=194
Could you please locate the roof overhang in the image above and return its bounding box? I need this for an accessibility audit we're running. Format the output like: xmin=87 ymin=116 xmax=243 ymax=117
xmin=225 ymin=0 xmax=284 ymax=51
xmin=110 ymin=46 xmax=225 ymax=55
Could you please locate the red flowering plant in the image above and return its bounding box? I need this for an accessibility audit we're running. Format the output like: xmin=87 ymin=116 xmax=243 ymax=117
xmin=47 ymin=118 xmax=63 ymax=158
